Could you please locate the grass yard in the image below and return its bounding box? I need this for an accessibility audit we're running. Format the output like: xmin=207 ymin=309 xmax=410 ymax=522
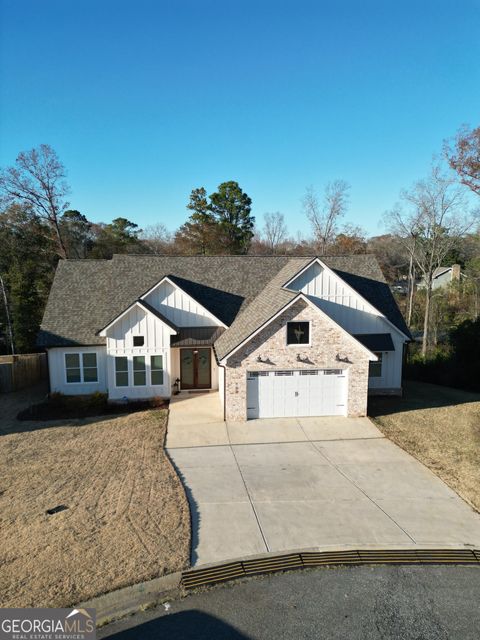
xmin=369 ymin=381 xmax=480 ymax=512
xmin=0 ymin=407 xmax=190 ymax=608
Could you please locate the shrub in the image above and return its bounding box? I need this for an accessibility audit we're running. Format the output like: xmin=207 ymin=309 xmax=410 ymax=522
xmin=405 ymin=317 xmax=480 ymax=391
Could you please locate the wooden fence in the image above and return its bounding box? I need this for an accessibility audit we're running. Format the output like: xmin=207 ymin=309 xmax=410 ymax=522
xmin=0 ymin=353 xmax=48 ymax=393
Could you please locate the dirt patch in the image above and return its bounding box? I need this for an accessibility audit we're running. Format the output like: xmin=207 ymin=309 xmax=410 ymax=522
xmin=0 ymin=409 xmax=191 ymax=607
xmin=369 ymin=381 xmax=480 ymax=512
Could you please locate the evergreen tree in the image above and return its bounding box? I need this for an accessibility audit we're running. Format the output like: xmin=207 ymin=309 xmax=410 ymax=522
xmin=0 ymin=205 xmax=56 ymax=352
xmin=60 ymin=210 xmax=93 ymax=258
xmin=89 ymin=217 xmax=144 ymax=258
xmin=209 ymin=181 xmax=254 ymax=254
xmin=177 ymin=182 xmax=254 ymax=255
xmin=175 ymin=188 xmax=220 ymax=254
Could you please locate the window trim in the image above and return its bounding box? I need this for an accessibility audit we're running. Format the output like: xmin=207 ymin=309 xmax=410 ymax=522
xmin=64 ymin=352 xmax=99 ymax=385
xmin=369 ymin=352 xmax=383 ymax=378
xmin=286 ymin=321 xmax=311 ymax=347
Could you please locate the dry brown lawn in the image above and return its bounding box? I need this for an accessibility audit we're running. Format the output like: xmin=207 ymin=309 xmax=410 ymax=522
xmin=369 ymin=381 xmax=480 ymax=512
xmin=0 ymin=409 xmax=190 ymax=608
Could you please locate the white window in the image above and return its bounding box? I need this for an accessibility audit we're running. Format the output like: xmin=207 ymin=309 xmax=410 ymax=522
xmin=369 ymin=353 xmax=383 ymax=378
xmin=65 ymin=353 xmax=98 ymax=384
xmin=151 ymin=355 xmax=164 ymax=385
xmin=114 ymin=354 xmax=165 ymax=387
xmin=133 ymin=356 xmax=146 ymax=386
xmin=115 ymin=356 xmax=129 ymax=387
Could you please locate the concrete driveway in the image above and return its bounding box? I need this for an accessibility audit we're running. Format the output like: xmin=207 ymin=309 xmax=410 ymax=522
xmin=167 ymin=393 xmax=480 ymax=566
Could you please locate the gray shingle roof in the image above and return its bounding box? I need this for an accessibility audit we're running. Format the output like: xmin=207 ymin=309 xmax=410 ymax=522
xmin=38 ymin=254 xmax=411 ymax=352
xmin=171 ymin=326 xmax=225 ymax=347
xmin=353 ymin=333 xmax=395 ymax=352
xmin=214 ymin=259 xmax=308 ymax=361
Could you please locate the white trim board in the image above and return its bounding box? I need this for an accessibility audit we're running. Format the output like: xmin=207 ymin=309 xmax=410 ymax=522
xmin=98 ymin=300 xmax=178 ymax=337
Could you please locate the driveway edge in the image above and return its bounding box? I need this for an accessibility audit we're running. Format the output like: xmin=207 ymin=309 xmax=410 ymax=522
xmin=81 ymin=546 xmax=480 ymax=627
xmin=77 ymin=572 xmax=182 ymax=627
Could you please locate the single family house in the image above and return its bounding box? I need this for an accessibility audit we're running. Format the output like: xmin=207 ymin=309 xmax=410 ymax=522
xmin=38 ymin=254 xmax=411 ymax=420
xmin=417 ymin=264 xmax=463 ymax=290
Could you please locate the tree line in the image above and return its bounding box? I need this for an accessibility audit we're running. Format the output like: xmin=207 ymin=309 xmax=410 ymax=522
xmin=0 ymin=125 xmax=479 ymax=357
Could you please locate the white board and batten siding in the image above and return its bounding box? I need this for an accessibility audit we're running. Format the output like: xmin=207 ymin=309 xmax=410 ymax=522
xmin=290 ymin=261 xmax=386 ymax=333
xmin=289 ymin=261 xmax=407 ymax=391
xmin=143 ymin=279 xmax=223 ymax=328
xmin=105 ymin=304 xmax=174 ymax=400
xmin=368 ymin=332 xmax=404 ymax=390
xmin=48 ymin=346 xmax=108 ymax=395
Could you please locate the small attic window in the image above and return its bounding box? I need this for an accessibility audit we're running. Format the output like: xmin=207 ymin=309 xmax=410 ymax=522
xmin=287 ymin=322 xmax=310 ymax=345
xmin=133 ymin=336 xmax=144 ymax=347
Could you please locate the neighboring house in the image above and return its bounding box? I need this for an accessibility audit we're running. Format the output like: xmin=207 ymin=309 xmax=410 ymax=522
xmin=417 ymin=264 xmax=463 ymax=290
xmin=38 ymin=255 xmax=411 ymax=421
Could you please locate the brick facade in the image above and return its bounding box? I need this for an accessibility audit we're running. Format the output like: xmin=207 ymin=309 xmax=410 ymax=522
xmin=224 ymin=299 xmax=371 ymax=421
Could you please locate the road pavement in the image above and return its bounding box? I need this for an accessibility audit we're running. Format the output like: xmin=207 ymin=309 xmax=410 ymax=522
xmin=99 ymin=564 xmax=480 ymax=639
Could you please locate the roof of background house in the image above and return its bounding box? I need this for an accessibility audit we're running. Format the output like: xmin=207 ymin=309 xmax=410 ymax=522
xmin=38 ymin=254 xmax=411 ymax=350
xmin=433 ymin=266 xmax=452 ymax=277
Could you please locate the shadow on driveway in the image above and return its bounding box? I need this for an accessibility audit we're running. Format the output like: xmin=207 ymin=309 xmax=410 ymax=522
xmin=102 ymin=610 xmax=251 ymax=640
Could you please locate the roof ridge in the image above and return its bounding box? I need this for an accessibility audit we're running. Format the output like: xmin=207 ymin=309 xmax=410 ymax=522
xmin=111 ymin=254 xmax=308 ymax=258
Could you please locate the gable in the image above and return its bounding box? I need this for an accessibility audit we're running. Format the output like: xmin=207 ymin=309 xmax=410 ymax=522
xmin=225 ymin=296 xmax=377 ymax=366
xmin=142 ymin=277 xmax=227 ymax=328
xmin=287 ymin=260 xmax=382 ymax=318
xmin=102 ymin=301 xmax=176 ymax=350
xmin=286 ymin=258 xmax=410 ymax=339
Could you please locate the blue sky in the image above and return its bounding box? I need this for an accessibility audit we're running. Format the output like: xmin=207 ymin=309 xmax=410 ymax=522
xmin=1 ymin=0 xmax=479 ymax=238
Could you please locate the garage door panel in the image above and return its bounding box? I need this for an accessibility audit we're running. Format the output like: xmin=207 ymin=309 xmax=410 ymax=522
xmin=247 ymin=369 xmax=347 ymax=419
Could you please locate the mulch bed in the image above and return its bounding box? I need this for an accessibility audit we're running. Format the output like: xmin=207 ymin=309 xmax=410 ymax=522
xmin=17 ymin=395 xmax=169 ymax=421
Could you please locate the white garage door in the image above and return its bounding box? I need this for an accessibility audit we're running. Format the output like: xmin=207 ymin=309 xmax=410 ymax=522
xmin=246 ymin=369 xmax=347 ymax=419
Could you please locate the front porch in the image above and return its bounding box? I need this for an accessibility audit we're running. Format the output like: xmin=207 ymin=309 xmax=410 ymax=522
xmin=166 ymin=391 xmax=226 ymax=448
xmin=170 ymin=346 xmax=219 ymax=393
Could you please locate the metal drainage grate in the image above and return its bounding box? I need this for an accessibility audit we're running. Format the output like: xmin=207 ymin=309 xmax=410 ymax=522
xmin=46 ymin=504 xmax=68 ymax=515
xmin=181 ymin=548 xmax=480 ymax=590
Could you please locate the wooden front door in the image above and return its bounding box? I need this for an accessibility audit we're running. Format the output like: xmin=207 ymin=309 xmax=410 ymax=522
xmin=180 ymin=348 xmax=211 ymax=389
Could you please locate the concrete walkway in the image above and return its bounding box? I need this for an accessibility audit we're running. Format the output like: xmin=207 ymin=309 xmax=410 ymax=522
xmin=167 ymin=393 xmax=480 ymax=567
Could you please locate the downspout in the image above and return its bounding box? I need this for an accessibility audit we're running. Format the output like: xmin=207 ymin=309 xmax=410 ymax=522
xmin=220 ymin=363 xmax=227 ymax=421
xmin=214 ymin=344 xmax=227 ymax=421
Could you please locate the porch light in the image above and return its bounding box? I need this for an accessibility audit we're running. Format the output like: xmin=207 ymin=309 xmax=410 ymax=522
xmin=336 ymin=354 xmax=352 ymax=364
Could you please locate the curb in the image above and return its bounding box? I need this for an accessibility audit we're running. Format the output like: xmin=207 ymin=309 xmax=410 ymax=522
xmin=181 ymin=547 xmax=480 ymax=589
xmin=78 ymin=571 xmax=182 ymax=627
xmin=79 ymin=546 xmax=480 ymax=627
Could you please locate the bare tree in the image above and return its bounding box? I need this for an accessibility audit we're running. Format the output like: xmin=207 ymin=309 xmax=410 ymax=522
xmin=141 ymin=223 xmax=174 ymax=254
xmin=387 ymin=164 xmax=476 ymax=357
xmin=303 ymin=180 xmax=350 ymax=255
xmin=445 ymin=125 xmax=480 ymax=196
xmin=0 ymin=275 xmax=14 ymax=354
xmin=0 ymin=145 xmax=70 ymax=258
xmin=262 ymin=211 xmax=287 ymax=254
